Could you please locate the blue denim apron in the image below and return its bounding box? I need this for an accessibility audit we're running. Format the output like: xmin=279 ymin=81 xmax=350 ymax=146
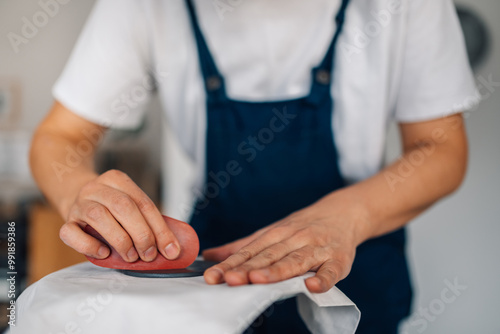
xmin=185 ymin=0 xmax=412 ymax=332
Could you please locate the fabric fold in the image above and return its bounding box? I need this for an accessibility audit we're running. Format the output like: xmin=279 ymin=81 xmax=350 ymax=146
xmin=10 ymin=262 xmax=359 ymax=334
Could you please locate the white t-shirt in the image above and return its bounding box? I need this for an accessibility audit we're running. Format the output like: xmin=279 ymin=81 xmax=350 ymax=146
xmin=53 ymin=0 xmax=477 ymax=219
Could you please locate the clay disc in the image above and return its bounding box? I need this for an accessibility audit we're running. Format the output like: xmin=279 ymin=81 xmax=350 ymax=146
xmin=119 ymin=260 xmax=218 ymax=278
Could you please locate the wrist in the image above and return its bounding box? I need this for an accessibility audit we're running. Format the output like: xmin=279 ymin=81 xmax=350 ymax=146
xmin=317 ymin=188 xmax=374 ymax=246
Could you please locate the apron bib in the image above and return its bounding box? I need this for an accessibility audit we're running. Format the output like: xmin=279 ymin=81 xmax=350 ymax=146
xmin=185 ymin=1 xmax=412 ymax=332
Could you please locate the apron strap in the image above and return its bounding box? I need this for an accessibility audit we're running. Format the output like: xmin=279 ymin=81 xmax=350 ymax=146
xmin=186 ymin=0 xmax=228 ymax=104
xmin=186 ymin=0 xmax=351 ymax=106
xmin=307 ymin=0 xmax=351 ymax=107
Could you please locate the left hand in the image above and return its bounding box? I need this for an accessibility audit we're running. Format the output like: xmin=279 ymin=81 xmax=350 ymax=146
xmin=203 ymin=193 xmax=369 ymax=293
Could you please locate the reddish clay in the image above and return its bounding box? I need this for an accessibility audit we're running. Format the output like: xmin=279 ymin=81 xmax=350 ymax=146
xmin=84 ymin=215 xmax=199 ymax=270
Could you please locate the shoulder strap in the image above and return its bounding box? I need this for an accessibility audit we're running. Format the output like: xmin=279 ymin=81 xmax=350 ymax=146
xmin=185 ymin=0 xmax=227 ymax=102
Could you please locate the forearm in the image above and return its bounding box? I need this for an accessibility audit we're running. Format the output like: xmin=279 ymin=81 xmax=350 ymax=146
xmin=322 ymin=116 xmax=468 ymax=245
xmin=30 ymin=129 xmax=99 ymax=218
xmin=29 ymin=103 xmax=106 ymax=219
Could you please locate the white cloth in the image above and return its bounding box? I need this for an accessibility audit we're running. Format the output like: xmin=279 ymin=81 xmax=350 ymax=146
xmin=9 ymin=263 xmax=360 ymax=334
xmin=52 ymin=0 xmax=477 ymax=219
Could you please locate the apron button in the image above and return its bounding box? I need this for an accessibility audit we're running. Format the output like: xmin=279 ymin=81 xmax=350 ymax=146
xmin=316 ymin=70 xmax=330 ymax=85
xmin=206 ymin=76 xmax=222 ymax=91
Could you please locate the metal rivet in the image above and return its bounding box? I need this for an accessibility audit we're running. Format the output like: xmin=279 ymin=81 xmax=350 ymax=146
xmin=206 ymin=76 xmax=221 ymax=91
xmin=316 ymin=70 xmax=330 ymax=85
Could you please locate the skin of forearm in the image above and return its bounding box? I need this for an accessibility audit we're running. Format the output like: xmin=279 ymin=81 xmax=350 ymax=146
xmin=29 ymin=104 xmax=107 ymax=219
xmin=356 ymin=143 xmax=465 ymax=244
xmin=30 ymin=129 xmax=99 ymax=219
xmin=317 ymin=116 xmax=468 ymax=246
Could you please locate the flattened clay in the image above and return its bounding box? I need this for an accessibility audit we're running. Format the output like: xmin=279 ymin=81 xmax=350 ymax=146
xmin=84 ymin=215 xmax=199 ymax=270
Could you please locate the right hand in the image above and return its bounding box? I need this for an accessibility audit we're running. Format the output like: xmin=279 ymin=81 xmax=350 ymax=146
xmin=59 ymin=169 xmax=180 ymax=263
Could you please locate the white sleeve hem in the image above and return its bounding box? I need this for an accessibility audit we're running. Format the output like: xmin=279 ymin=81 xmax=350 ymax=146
xmin=52 ymin=78 xmax=146 ymax=130
xmin=394 ymin=89 xmax=481 ymax=123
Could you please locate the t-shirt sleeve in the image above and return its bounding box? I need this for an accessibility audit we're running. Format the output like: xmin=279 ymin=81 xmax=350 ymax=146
xmin=53 ymin=0 xmax=153 ymax=129
xmin=394 ymin=0 xmax=478 ymax=122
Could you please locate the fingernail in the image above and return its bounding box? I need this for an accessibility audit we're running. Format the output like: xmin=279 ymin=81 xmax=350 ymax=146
xmin=144 ymin=246 xmax=157 ymax=261
xmin=205 ymin=268 xmax=223 ymax=284
xmin=98 ymin=246 xmax=110 ymax=258
xmin=127 ymin=247 xmax=138 ymax=261
xmin=164 ymin=243 xmax=179 ymax=260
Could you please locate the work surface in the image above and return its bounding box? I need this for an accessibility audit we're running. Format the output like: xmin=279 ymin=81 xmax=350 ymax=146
xmin=9 ymin=262 xmax=360 ymax=334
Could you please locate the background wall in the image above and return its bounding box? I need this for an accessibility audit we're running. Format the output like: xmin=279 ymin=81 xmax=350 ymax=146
xmin=0 ymin=0 xmax=163 ymax=203
xmin=0 ymin=1 xmax=95 ymax=129
xmin=396 ymin=1 xmax=500 ymax=332
xmin=0 ymin=1 xmax=498 ymax=333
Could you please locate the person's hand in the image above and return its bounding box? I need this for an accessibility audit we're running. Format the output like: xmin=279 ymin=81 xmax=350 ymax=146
xmin=202 ymin=193 xmax=369 ymax=293
xmin=59 ymin=169 xmax=181 ymax=262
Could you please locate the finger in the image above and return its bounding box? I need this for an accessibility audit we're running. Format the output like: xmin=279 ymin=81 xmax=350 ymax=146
xmin=305 ymin=260 xmax=341 ymax=293
xmin=204 ymin=226 xmax=293 ymax=284
xmin=59 ymin=221 xmax=110 ymax=259
xmin=224 ymin=242 xmax=291 ymax=285
xmin=100 ymin=170 xmax=180 ymax=260
xmin=246 ymin=246 xmax=317 ymax=285
xmin=71 ymin=200 xmax=139 ymax=262
xmin=85 ymin=184 xmax=158 ymax=262
xmin=224 ymin=230 xmax=313 ymax=285
xmin=204 ymin=247 xmax=256 ymax=285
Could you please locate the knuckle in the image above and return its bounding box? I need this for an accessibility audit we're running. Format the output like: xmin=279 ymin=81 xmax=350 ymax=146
xmin=293 ymin=228 xmax=312 ymax=240
xmin=154 ymin=229 xmax=172 ymax=243
xmin=134 ymin=230 xmax=155 ymax=247
xmin=137 ymin=197 xmax=155 ymax=213
xmin=110 ymin=195 xmax=134 ymax=213
xmin=288 ymin=251 xmax=305 ymax=263
xmin=236 ymin=249 xmax=253 ymax=262
xmin=111 ymin=232 xmax=132 ymax=251
xmin=104 ymin=169 xmax=126 ymax=179
xmin=322 ymin=265 xmax=340 ymax=282
xmin=85 ymin=203 xmax=106 ymax=222
xmin=260 ymin=250 xmax=277 ymax=261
